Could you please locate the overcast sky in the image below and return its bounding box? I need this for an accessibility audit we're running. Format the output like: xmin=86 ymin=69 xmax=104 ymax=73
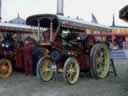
xmin=2 ymin=0 xmax=128 ymax=26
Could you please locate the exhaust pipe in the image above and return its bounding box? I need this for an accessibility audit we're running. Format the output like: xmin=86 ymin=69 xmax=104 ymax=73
xmin=57 ymin=0 xmax=64 ymax=15
xmin=0 ymin=0 xmax=1 ymax=22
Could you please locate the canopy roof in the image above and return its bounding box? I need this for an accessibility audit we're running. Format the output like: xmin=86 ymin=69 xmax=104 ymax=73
xmin=26 ymin=14 xmax=111 ymax=31
xmin=9 ymin=14 xmax=26 ymax=25
xmin=0 ymin=22 xmax=48 ymax=33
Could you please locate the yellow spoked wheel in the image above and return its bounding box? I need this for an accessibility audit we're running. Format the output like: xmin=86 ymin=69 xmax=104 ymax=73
xmin=63 ymin=57 xmax=80 ymax=85
xmin=90 ymin=43 xmax=110 ymax=79
xmin=0 ymin=59 xmax=12 ymax=78
xmin=37 ymin=57 xmax=54 ymax=81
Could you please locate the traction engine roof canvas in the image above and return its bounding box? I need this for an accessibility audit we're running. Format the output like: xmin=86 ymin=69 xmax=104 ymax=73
xmin=26 ymin=14 xmax=111 ymax=31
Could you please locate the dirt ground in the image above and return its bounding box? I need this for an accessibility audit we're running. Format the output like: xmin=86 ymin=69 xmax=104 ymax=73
xmin=0 ymin=59 xmax=128 ymax=96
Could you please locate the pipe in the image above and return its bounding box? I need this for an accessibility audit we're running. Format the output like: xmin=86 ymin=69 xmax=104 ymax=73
xmin=57 ymin=0 xmax=64 ymax=15
xmin=0 ymin=0 xmax=1 ymax=22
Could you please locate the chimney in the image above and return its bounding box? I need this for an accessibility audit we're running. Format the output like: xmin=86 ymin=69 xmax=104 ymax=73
xmin=57 ymin=0 xmax=64 ymax=15
xmin=0 ymin=0 xmax=1 ymax=22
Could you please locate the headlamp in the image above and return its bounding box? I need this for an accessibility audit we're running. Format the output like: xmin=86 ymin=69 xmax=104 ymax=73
xmin=1 ymin=43 xmax=5 ymax=47
xmin=5 ymin=44 xmax=9 ymax=48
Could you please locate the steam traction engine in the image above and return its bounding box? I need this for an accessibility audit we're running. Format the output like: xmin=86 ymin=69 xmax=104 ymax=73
xmin=0 ymin=33 xmax=14 ymax=78
xmin=0 ymin=24 xmax=37 ymax=78
xmin=26 ymin=14 xmax=111 ymax=84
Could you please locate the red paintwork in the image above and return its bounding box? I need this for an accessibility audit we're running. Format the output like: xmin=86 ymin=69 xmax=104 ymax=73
xmin=86 ymin=36 xmax=96 ymax=49
xmin=52 ymin=42 xmax=64 ymax=51
xmin=15 ymin=47 xmax=24 ymax=69
xmin=78 ymin=35 xmax=96 ymax=70
xmin=0 ymin=49 xmax=4 ymax=56
xmin=56 ymin=61 xmax=64 ymax=72
xmin=78 ymin=54 xmax=90 ymax=71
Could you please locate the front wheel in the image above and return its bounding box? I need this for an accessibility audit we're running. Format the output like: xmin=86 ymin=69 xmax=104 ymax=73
xmin=90 ymin=43 xmax=110 ymax=79
xmin=36 ymin=57 xmax=55 ymax=81
xmin=63 ymin=57 xmax=80 ymax=85
xmin=0 ymin=58 xmax=12 ymax=78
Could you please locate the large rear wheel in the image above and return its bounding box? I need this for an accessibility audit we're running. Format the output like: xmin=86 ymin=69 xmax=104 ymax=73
xmin=36 ymin=57 xmax=55 ymax=81
xmin=63 ymin=57 xmax=80 ymax=85
xmin=0 ymin=58 xmax=12 ymax=78
xmin=90 ymin=43 xmax=110 ymax=79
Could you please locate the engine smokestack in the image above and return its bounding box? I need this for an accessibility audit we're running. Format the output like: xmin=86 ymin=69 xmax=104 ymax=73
xmin=57 ymin=0 xmax=64 ymax=15
xmin=0 ymin=0 xmax=1 ymax=22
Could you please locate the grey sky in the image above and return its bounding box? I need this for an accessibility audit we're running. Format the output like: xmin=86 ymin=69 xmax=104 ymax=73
xmin=2 ymin=0 xmax=128 ymax=26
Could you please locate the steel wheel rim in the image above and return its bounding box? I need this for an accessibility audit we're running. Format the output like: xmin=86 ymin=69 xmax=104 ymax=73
xmin=39 ymin=58 xmax=54 ymax=81
xmin=0 ymin=59 xmax=12 ymax=78
xmin=66 ymin=59 xmax=80 ymax=84
xmin=95 ymin=47 xmax=109 ymax=78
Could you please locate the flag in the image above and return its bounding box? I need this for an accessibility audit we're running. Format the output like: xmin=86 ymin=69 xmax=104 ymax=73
xmin=91 ymin=13 xmax=98 ymax=23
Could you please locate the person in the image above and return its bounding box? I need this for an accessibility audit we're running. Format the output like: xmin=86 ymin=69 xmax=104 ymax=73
xmin=33 ymin=44 xmax=42 ymax=75
xmin=113 ymin=41 xmax=119 ymax=50
xmin=22 ymin=36 xmax=35 ymax=75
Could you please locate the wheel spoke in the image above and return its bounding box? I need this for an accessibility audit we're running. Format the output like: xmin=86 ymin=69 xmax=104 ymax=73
xmin=69 ymin=73 xmax=72 ymax=80
xmin=97 ymin=64 xmax=103 ymax=75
